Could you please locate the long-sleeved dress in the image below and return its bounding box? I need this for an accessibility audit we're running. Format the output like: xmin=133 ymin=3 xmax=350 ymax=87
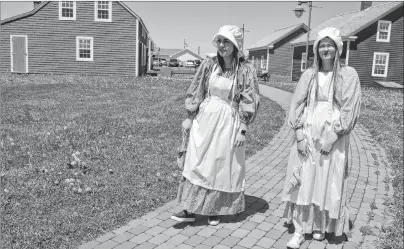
xmin=282 ymin=66 xmax=361 ymax=236
xmin=176 ymin=57 xmax=260 ymax=215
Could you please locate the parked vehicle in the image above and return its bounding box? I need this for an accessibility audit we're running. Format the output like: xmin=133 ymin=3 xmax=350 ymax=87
xmin=168 ymin=58 xmax=179 ymax=67
xmin=186 ymin=60 xmax=196 ymax=68
xmin=160 ymin=59 xmax=168 ymax=66
xmin=152 ymin=58 xmax=162 ymax=67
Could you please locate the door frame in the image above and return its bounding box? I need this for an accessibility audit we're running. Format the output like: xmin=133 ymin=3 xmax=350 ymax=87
xmin=10 ymin=34 xmax=29 ymax=73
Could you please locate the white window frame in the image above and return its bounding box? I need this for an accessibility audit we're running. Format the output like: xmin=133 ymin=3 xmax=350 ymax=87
xmin=301 ymin=52 xmax=307 ymax=71
xmin=376 ymin=20 xmax=392 ymax=42
xmin=76 ymin=36 xmax=93 ymax=61
xmin=94 ymin=1 xmax=112 ymax=22
xmin=143 ymin=44 xmax=146 ymax=66
xmin=59 ymin=1 xmax=76 ymax=20
xmin=260 ymin=55 xmax=265 ymax=69
xmin=371 ymin=52 xmax=389 ymax=77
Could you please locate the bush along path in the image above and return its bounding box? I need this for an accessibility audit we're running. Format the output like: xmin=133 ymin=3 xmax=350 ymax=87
xmin=79 ymin=85 xmax=394 ymax=249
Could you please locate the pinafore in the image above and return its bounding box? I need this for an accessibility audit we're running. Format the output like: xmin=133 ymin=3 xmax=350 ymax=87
xmin=177 ymin=64 xmax=245 ymax=215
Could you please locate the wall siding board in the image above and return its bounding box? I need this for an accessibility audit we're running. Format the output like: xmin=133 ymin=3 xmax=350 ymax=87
xmin=249 ymin=28 xmax=307 ymax=77
xmin=268 ymin=29 xmax=307 ymax=78
xmin=349 ymin=8 xmax=403 ymax=86
xmin=1 ymin=1 xmax=140 ymax=76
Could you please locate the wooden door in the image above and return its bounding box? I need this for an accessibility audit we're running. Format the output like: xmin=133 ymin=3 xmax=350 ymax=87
xmin=11 ymin=35 xmax=28 ymax=73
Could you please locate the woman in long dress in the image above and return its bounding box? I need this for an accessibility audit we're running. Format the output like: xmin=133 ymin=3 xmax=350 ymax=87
xmin=282 ymin=27 xmax=361 ymax=248
xmin=171 ymin=25 xmax=260 ymax=226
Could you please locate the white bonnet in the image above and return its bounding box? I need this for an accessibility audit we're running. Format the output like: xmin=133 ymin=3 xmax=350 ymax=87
xmin=212 ymin=25 xmax=245 ymax=58
xmin=313 ymin=27 xmax=343 ymax=56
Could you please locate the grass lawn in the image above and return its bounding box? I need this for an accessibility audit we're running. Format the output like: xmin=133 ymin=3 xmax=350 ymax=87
xmin=263 ymin=79 xmax=404 ymax=249
xmin=1 ymin=74 xmax=285 ymax=249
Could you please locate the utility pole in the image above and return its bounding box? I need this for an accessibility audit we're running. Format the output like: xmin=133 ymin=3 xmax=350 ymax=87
xmin=241 ymin=24 xmax=250 ymax=53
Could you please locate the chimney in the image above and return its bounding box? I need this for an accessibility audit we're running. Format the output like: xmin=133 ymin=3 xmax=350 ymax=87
xmin=360 ymin=1 xmax=372 ymax=11
xmin=33 ymin=1 xmax=41 ymax=8
xmin=198 ymin=46 xmax=200 ymax=55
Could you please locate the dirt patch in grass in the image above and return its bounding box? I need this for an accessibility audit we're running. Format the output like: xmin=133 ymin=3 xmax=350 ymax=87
xmin=1 ymin=73 xmax=285 ymax=249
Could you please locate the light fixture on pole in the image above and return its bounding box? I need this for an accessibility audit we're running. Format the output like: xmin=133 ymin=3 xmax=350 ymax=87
xmin=293 ymin=1 xmax=312 ymax=70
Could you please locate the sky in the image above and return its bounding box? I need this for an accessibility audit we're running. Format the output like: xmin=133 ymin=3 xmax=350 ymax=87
xmin=0 ymin=1 xmax=386 ymax=56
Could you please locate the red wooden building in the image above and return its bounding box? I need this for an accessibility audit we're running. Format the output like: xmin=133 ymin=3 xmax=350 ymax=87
xmin=247 ymin=23 xmax=308 ymax=78
xmin=0 ymin=1 xmax=153 ymax=76
xmin=291 ymin=1 xmax=403 ymax=87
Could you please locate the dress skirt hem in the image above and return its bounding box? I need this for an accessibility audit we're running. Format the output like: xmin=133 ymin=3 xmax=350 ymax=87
xmin=176 ymin=177 xmax=245 ymax=216
xmin=282 ymin=201 xmax=350 ymax=236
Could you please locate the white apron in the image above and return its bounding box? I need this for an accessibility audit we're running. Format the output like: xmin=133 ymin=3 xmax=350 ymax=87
xmin=182 ymin=65 xmax=245 ymax=193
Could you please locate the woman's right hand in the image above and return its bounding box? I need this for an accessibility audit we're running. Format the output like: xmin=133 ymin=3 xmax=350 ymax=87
xmin=182 ymin=118 xmax=193 ymax=130
xmin=297 ymin=139 xmax=308 ymax=156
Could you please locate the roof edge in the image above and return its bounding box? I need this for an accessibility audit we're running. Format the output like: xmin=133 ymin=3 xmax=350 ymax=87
xmin=247 ymin=45 xmax=274 ymax=51
xmin=291 ymin=36 xmax=357 ymax=47
xmin=248 ymin=23 xmax=308 ymax=50
xmin=1 ymin=1 xmax=49 ymax=25
xmin=291 ymin=1 xmax=403 ymax=45
xmin=170 ymin=48 xmax=203 ymax=60
xmin=117 ymin=1 xmax=149 ymax=35
xmin=348 ymin=1 xmax=403 ymax=36
xmin=1 ymin=1 xmax=150 ymax=36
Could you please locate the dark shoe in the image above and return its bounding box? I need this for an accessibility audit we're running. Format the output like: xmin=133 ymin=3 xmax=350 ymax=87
xmin=171 ymin=210 xmax=196 ymax=222
xmin=208 ymin=216 xmax=220 ymax=226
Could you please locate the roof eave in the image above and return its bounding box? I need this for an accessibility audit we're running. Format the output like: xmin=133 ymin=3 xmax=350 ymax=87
xmin=170 ymin=48 xmax=188 ymax=57
xmin=291 ymin=2 xmax=403 ymax=45
xmin=269 ymin=23 xmax=309 ymax=47
xmin=1 ymin=1 xmax=49 ymax=25
xmin=248 ymin=23 xmax=308 ymax=51
xmin=348 ymin=2 xmax=403 ymax=36
xmin=291 ymin=36 xmax=358 ymax=47
xmin=171 ymin=48 xmax=203 ymax=60
xmin=1 ymin=1 xmax=151 ymax=36
xmin=247 ymin=45 xmax=274 ymax=51
xmin=118 ymin=1 xmax=149 ymax=35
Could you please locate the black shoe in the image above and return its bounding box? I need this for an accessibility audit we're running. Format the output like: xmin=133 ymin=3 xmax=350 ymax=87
xmin=171 ymin=210 xmax=196 ymax=222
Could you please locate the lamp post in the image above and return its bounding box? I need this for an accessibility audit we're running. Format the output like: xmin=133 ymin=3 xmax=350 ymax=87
xmin=293 ymin=1 xmax=312 ymax=70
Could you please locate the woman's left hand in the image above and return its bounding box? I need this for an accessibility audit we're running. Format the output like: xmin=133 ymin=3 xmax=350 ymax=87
xmin=320 ymin=131 xmax=338 ymax=155
xmin=234 ymin=132 xmax=246 ymax=147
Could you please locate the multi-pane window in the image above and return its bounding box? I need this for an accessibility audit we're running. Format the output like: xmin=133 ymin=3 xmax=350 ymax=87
xmin=95 ymin=1 xmax=112 ymax=22
xmin=59 ymin=1 xmax=75 ymax=20
xmin=301 ymin=52 xmax=307 ymax=71
xmin=376 ymin=20 xmax=391 ymax=42
xmin=76 ymin=37 xmax=93 ymax=61
xmin=372 ymin=52 xmax=389 ymax=77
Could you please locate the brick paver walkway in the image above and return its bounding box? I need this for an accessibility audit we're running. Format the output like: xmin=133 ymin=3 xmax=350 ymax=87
xmin=79 ymin=85 xmax=394 ymax=249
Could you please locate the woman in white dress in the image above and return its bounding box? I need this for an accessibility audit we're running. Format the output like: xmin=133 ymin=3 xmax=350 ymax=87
xmin=282 ymin=27 xmax=361 ymax=248
xmin=171 ymin=25 xmax=260 ymax=226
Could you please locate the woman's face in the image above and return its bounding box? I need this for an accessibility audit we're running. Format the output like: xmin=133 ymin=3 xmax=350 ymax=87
xmin=318 ymin=37 xmax=337 ymax=61
xmin=216 ymin=36 xmax=234 ymax=58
